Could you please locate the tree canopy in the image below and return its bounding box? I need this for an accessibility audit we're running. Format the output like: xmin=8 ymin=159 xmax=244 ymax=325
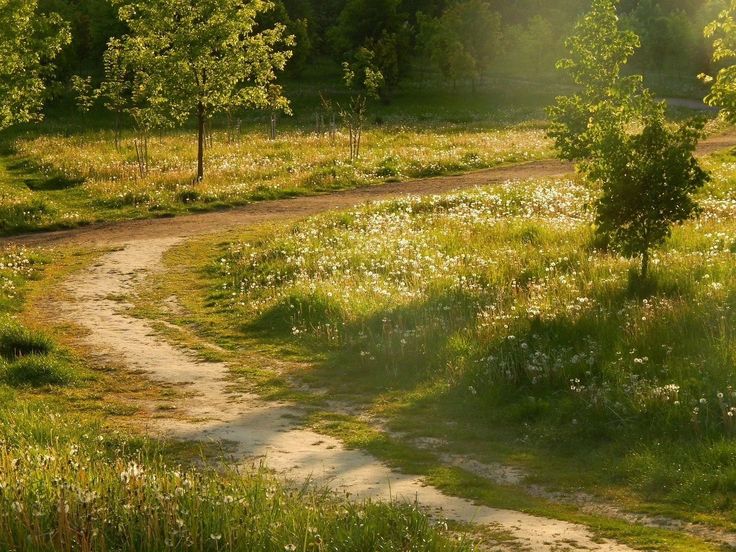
xmin=0 ymin=0 xmax=70 ymax=130
xmin=27 ymin=0 xmax=716 ymax=93
xmin=110 ymin=0 xmax=293 ymax=181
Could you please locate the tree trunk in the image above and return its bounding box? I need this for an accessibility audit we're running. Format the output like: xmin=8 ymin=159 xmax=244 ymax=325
xmin=114 ymin=113 xmax=121 ymax=151
xmin=641 ymin=248 xmax=649 ymax=279
xmin=196 ymin=101 xmax=205 ymax=182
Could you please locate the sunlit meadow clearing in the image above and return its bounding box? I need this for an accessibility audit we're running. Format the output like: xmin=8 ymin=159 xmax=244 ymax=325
xmin=208 ymin=150 xmax=736 ymax=518
xmin=0 ymin=120 xmax=550 ymax=234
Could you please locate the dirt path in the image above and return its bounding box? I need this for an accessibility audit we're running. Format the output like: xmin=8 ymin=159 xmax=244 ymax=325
xmin=5 ymin=158 xmax=571 ymax=248
xmin=6 ymin=133 xmax=734 ymax=250
xmin=15 ymin=134 xmax=736 ymax=551
xmin=61 ymin=237 xmax=636 ymax=551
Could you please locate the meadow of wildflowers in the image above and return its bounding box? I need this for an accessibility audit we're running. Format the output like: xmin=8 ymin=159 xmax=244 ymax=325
xmin=0 ymin=122 xmax=551 ymax=233
xmin=0 ymin=246 xmax=469 ymax=552
xmin=214 ymin=156 xmax=736 ymax=515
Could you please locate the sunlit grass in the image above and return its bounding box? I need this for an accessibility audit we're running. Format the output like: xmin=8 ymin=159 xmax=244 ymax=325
xmin=0 ymin=121 xmax=551 ymax=234
xmin=212 ymin=151 xmax=736 ymax=517
xmin=0 ymin=245 xmax=471 ymax=552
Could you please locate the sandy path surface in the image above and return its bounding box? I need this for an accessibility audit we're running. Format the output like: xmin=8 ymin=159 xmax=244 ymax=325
xmin=61 ymin=238 xmax=636 ymax=551
xmin=16 ymin=134 xmax=736 ymax=550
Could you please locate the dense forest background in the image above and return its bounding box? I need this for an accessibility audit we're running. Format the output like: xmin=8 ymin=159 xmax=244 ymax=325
xmin=40 ymin=0 xmax=723 ymax=98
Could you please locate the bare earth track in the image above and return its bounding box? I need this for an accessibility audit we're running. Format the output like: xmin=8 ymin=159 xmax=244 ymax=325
xmin=7 ymin=134 xmax=736 ymax=551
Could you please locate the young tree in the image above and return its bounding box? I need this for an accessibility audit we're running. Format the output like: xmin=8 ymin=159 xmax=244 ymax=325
xmin=70 ymin=75 xmax=96 ymax=115
xmin=340 ymin=49 xmax=384 ymax=161
xmin=266 ymin=83 xmax=291 ymax=140
xmin=594 ymin=112 xmax=709 ymax=278
xmin=0 ymin=0 xmax=70 ymax=130
xmin=550 ymin=0 xmax=709 ymax=278
xmin=703 ymin=1 xmax=736 ymax=120
xmin=98 ymin=38 xmax=130 ymax=150
xmin=547 ymin=0 xmax=653 ymax=170
xmin=328 ymin=0 xmax=410 ymax=92
xmin=111 ymin=0 xmax=293 ymax=182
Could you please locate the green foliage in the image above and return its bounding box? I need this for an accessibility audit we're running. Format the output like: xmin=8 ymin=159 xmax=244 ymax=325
xmin=0 ymin=0 xmax=70 ymax=130
xmin=70 ymin=74 xmax=95 ymax=113
xmin=339 ymin=49 xmax=384 ymax=160
xmin=108 ymin=0 xmax=294 ymax=180
xmin=594 ymin=113 xmax=709 ymax=277
xmin=327 ymin=0 xmax=410 ymax=89
xmin=0 ymin=0 xmax=718 ymax=111
xmin=257 ymin=0 xmax=313 ymax=76
xmin=38 ymin=0 xmax=124 ymax=79
xmin=549 ymin=0 xmax=709 ymax=276
xmin=703 ymin=0 xmax=736 ymax=121
xmin=417 ymin=0 xmax=502 ymax=88
xmin=504 ymin=15 xmax=560 ymax=76
xmin=547 ymin=0 xmax=653 ymax=165
xmin=624 ymin=0 xmax=703 ymax=74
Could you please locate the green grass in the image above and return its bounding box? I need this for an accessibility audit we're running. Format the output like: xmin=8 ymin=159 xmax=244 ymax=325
xmin=0 ymin=74 xmax=719 ymax=237
xmin=0 ymin=122 xmax=549 ymax=235
xmin=1 ymin=397 xmax=469 ymax=552
xmin=0 ymin=244 xmax=473 ymax=552
xmin=0 ymin=80 xmax=559 ymax=236
xmin=140 ymin=148 xmax=736 ymax=542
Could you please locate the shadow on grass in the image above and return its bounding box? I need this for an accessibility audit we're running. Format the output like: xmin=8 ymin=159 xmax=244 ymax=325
xmin=2 ymin=156 xmax=84 ymax=192
xmin=238 ymin=263 xmax=736 ymax=442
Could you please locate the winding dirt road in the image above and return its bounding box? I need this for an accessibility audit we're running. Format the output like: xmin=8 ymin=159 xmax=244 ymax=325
xmin=9 ymin=134 xmax=736 ymax=551
xmin=61 ymin=238 xmax=637 ymax=551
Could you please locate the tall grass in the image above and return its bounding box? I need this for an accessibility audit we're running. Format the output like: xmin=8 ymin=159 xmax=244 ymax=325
xmin=214 ymin=153 xmax=736 ymax=514
xmin=0 ymin=401 xmax=466 ymax=552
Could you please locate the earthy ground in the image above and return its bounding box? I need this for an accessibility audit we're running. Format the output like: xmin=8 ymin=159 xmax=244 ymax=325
xmin=6 ymin=133 xmax=736 ymax=551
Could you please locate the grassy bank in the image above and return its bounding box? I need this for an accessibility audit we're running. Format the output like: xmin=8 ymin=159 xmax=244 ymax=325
xmin=0 ymin=245 xmax=471 ymax=552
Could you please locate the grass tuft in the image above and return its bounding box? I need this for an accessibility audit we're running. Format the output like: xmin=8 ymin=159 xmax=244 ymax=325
xmin=1 ymin=354 xmax=74 ymax=387
xmin=0 ymin=318 xmax=54 ymax=359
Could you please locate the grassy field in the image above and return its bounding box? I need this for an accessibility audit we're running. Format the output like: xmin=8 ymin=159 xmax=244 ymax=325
xmin=0 ymin=84 xmax=554 ymax=236
xmin=138 ymin=144 xmax=736 ymax=538
xmin=0 ymin=245 xmax=471 ymax=552
xmin=2 ymin=76 xmax=733 ymax=549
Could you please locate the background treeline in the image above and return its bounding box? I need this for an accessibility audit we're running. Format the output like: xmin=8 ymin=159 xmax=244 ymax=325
xmin=41 ymin=0 xmax=725 ymax=97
